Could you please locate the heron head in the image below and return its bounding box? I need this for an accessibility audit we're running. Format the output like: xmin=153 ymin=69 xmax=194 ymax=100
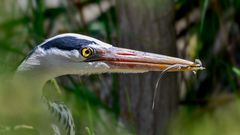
xmin=18 ymin=33 xmax=204 ymax=80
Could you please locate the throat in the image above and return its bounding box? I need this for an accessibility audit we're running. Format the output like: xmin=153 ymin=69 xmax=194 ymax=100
xmin=15 ymin=68 xmax=50 ymax=89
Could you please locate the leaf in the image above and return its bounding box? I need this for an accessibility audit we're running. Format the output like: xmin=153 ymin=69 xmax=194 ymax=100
xmin=0 ymin=44 xmax=25 ymax=56
xmin=200 ymin=0 xmax=209 ymax=33
xmin=0 ymin=17 xmax=29 ymax=30
xmin=85 ymin=126 xmax=94 ymax=135
xmin=51 ymin=79 xmax=62 ymax=95
xmin=233 ymin=67 xmax=240 ymax=77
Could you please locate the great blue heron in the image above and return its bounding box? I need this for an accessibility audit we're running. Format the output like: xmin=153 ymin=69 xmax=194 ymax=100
xmin=14 ymin=33 xmax=204 ymax=135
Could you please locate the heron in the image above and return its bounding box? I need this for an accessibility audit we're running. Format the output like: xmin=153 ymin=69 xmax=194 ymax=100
xmin=14 ymin=33 xmax=204 ymax=135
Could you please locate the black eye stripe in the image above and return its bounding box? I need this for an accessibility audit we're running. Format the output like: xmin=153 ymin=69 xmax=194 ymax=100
xmin=40 ymin=36 xmax=97 ymax=51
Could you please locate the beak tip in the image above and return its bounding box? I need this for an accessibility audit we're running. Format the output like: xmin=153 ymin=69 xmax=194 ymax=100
xmin=191 ymin=59 xmax=205 ymax=71
xmin=195 ymin=66 xmax=205 ymax=71
xmin=200 ymin=67 xmax=206 ymax=70
xmin=182 ymin=59 xmax=205 ymax=71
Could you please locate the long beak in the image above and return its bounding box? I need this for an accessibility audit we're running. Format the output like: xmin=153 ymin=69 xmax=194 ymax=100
xmin=89 ymin=46 xmax=204 ymax=72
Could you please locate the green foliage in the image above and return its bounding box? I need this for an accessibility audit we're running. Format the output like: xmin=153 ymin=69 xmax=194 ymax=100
xmin=170 ymin=99 xmax=240 ymax=135
xmin=0 ymin=0 xmax=125 ymax=134
xmin=173 ymin=0 xmax=240 ymax=134
xmin=0 ymin=0 xmax=239 ymax=134
xmin=233 ymin=67 xmax=240 ymax=77
xmin=200 ymin=0 xmax=209 ymax=33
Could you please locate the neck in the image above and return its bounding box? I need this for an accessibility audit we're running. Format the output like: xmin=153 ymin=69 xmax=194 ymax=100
xmin=12 ymin=69 xmax=47 ymax=102
xmin=16 ymin=53 xmax=58 ymax=89
xmin=15 ymin=70 xmax=49 ymax=89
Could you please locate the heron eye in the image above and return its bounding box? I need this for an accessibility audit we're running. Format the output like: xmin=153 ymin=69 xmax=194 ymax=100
xmin=81 ymin=47 xmax=93 ymax=58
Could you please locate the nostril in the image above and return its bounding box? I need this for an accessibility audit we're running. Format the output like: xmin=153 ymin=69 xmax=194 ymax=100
xmin=116 ymin=52 xmax=136 ymax=56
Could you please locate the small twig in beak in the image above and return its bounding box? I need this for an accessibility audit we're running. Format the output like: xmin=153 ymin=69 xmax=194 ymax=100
xmin=152 ymin=63 xmax=201 ymax=110
xmin=152 ymin=64 xmax=184 ymax=109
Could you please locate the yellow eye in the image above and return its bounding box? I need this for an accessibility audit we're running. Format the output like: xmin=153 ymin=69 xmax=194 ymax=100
xmin=81 ymin=47 xmax=93 ymax=58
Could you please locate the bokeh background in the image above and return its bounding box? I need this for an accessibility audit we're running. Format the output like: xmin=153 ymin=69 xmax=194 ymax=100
xmin=0 ymin=0 xmax=240 ymax=135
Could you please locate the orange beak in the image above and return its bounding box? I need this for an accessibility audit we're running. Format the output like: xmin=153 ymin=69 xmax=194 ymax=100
xmin=87 ymin=46 xmax=204 ymax=72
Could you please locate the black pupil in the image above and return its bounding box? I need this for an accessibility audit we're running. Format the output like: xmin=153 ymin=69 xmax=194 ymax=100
xmin=85 ymin=49 xmax=90 ymax=54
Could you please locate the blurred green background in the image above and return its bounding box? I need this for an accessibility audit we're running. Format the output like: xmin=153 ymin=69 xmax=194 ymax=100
xmin=0 ymin=0 xmax=240 ymax=135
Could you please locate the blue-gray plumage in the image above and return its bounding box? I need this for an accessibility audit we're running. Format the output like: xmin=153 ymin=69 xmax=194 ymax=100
xmin=43 ymin=97 xmax=75 ymax=135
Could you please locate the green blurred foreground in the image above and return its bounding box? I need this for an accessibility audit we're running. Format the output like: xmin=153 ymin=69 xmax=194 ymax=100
xmin=1 ymin=75 xmax=240 ymax=135
xmin=0 ymin=75 xmax=131 ymax=135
